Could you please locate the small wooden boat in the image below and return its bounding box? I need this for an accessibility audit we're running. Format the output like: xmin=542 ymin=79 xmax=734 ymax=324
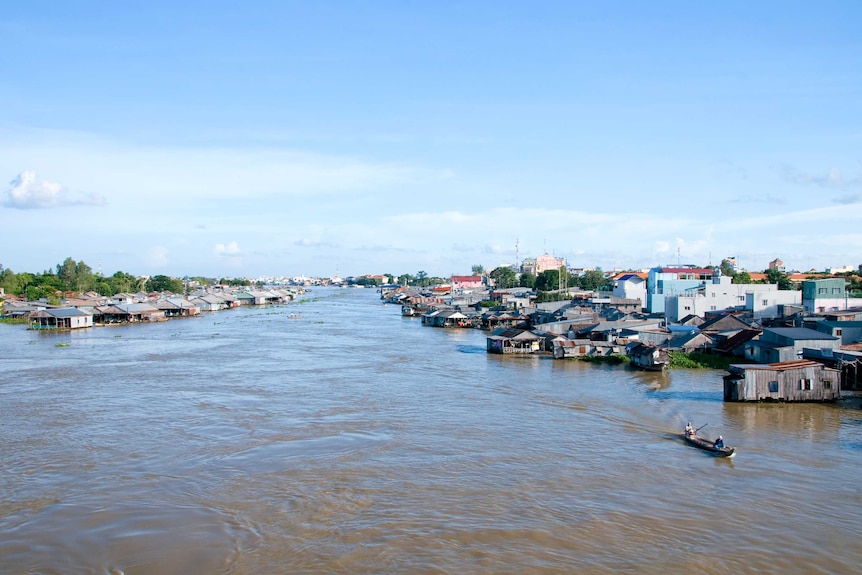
xmin=683 ymin=433 xmax=736 ymax=457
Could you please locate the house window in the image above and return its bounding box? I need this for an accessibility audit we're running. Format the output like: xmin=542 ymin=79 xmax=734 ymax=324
xmin=832 ymin=288 xmax=841 ymax=294
xmin=836 ymin=329 xmax=842 ymax=336
xmin=710 ymin=306 xmax=716 ymax=311
xmin=762 ymin=299 xmax=769 ymax=306
xmin=799 ymin=379 xmax=812 ymax=390
xmin=768 ymin=381 xmax=779 ymax=393
xmin=824 ymin=381 xmax=832 ymax=390
xmin=684 ymin=306 xmax=691 ymax=311
xmin=818 ymin=288 xmax=827 ymax=294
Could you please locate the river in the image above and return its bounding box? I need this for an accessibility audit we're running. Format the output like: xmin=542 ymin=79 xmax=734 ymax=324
xmin=1 ymin=287 xmax=860 ymax=574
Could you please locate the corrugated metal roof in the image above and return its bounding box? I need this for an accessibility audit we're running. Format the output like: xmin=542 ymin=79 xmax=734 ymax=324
xmin=767 ymin=327 xmax=838 ymax=340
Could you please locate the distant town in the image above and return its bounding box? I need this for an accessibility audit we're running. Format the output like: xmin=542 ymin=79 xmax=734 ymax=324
xmin=3 ymin=254 xmax=862 ymax=404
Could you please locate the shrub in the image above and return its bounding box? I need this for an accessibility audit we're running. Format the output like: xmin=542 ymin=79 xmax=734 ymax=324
xmin=668 ymin=351 xmax=732 ymax=370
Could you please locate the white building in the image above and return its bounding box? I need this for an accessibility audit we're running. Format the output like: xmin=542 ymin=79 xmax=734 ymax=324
xmin=612 ymin=274 xmax=647 ymax=310
xmin=665 ymin=275 xmax=800 ymax=323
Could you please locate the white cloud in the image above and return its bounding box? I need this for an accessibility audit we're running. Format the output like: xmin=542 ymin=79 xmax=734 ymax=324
xmin=147 ymin=246 xmax=169 ymax=267
xmin=214 ymin=241 xmax=242 ymax=257
xmin=0 ymin=130 xmax=436 ymax=208
xmin=3 ymin=170 xmax=106 ymax=209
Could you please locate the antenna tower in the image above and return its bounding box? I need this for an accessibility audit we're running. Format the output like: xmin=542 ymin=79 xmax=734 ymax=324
xmin=515 ymin=238 xmax=520 ymax=269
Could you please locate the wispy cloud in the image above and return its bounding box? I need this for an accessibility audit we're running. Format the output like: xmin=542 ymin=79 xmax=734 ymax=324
xmin=295 ymin=238 xmax=337 ymax=248
xmin=833 ymin=193 xmax=861 ymax=205
xmin=724 ymin=194 xmax=786 ymax=205
xmin=781 ymin=165 xmax=862 ymax=189
xmin=147 ymin=246 xmax=169 ymax=267
xmin=3 ymin=170 xmax=106 ymax=209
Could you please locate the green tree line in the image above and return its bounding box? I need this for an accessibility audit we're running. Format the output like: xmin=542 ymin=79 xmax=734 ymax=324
xmin=0 ymin=258 xmax=194 ymax=300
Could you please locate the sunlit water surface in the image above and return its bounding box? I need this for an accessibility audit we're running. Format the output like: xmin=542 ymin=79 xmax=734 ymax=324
xmin=1 ymin=288 xmax=860 ymax=574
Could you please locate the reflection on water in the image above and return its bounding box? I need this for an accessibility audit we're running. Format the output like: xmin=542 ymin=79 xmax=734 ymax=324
xmin=1 ymin=287 xmax=861 ymax=574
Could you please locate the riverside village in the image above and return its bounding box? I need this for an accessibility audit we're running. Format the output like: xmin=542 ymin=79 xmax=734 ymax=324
xmin=3 ymin=254 xmax=862 ymax=405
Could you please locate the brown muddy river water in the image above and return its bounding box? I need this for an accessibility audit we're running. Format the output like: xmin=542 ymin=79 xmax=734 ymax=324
xmin=1 ymin=287 xmax=860 ymax=574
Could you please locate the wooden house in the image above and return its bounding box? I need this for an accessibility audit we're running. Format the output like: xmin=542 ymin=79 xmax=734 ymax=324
xmin=190 ymin=294 xmax=228 ymax=311
xmin=667 ymin=330 xmax=714 ymax=351
xmin=552 ymin=338 xmax=594 ymax=359
xmin=109 ymin=293 xmax=139 ymax=305
xmin=712 ymin=328 xmax=762 ymax=357
xmin=481 ymin=310 xmax=529 ymax=331
xmin=801 ymin=348 xmax=862 ymax=391
xmin=94 ymin=303 xmax=164 ymax=323
xmin=723 ymin=360 xmax=841 ymax=402
xmin=743 ymin=327 xmax=840 ymax=364
xmin=29 ymin=307 xmax=93 ymax=330
xmin=698 ymin=312 xmax=752 ymax=335
xmin=486 ymin=328 xmax=543 ymax=354
xmin=625 ymin=342 xmax=670 ymax=371
xmin=156 ymin=298 xmax=201 ymax=317
xmin=235 ymin=290 xmax=285 ymax=306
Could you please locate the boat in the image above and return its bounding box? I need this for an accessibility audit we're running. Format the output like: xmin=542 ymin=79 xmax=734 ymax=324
xmin=683 ymin=432 xmax=736 ymax=457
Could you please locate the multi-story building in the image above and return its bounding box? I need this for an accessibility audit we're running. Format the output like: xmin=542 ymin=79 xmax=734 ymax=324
xmin=801 ymin=278 xmax=860 ymax=313
xmin=536 ymin=253 xmax=565 ymax=274
xmin=646 ymin=266 xmax=714 ymax=315
xmin=520 ymin=253 xmax=566 ymax=276
xmin=612 ymin=273 xmax=647 ymax=310
xmin=665 ymin=274 xmax=801 ymax=322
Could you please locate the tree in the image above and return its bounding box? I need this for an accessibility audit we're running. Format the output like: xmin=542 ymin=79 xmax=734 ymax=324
xmin=732 ymin=271 xmax=753 ymax=284
xmin=74 ymin=260 xmax=94 ymax=292
xmin=579 ymin=269 xmax=611 ymax=291
xmin=107 ymin=271 xmax=138 ymax=294
xmin=471 ymin=264 xmax=485 ymax=276
xmin=146 ymin=275 xmax=184 ymax=293
xmin=0 ymin=267 xmax=22 ymax=295
xmin=397 ymin=273 xmax=414 ymax=286
xmin=519 ymin=272 xmax=536 ymax=289
xmin=415 ymin=270 xmax=429 ymax=287
xmin=16 ymin=272 xmax=35 ymax=296
xmin=765 ymin=268 xmax=796 ymax=290
xmin=535 ymin=269 xmax=560 ymax=292
xmin=719 ymin=258 xmax=736 ymax=278
xmin=94 ymin=280 xmax=113 ymax=296
xmin=489 ymin=266 xmax=517 ymax=289
xmin=57 ymin=257 xmax=78 ymax=288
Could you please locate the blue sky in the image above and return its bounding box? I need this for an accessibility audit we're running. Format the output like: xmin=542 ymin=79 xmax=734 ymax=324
xmin=2 ymin=2 xmax=860 ymax=279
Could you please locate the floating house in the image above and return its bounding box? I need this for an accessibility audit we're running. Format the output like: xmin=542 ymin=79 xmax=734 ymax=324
xmin=722 ymin=360 xmax=841 ymax=402
xmin=625 ymin=342 xmax=670 ymax=371
xmin=486 ymin=328 xmax=543 ymax=354
xmin=29 ymin=307 xmax=94 ymax=330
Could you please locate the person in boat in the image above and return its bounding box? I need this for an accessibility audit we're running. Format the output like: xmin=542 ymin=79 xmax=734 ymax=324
xmin=713 ymin=435 xmax=724 ymax=449
xmin=684 ymin=422 xmax=694 ymax=437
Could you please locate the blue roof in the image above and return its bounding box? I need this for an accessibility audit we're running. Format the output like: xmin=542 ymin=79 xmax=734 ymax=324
xmin=617 ymin=274 xmax=643 ymax=282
